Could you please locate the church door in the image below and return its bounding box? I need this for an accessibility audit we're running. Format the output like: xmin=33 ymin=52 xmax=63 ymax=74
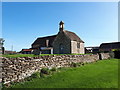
xmin=59 ymin=43 xmax=64 ymax=54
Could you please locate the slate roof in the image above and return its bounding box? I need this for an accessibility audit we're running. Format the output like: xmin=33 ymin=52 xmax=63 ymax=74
xmin=32 ymin=35 xmax=57 ymax=47
xmin=64 ymin=30 xmax=84 ymax=43
xmin=32 ymin=30 xmax=84 ymax=48
xmin=100 ymin=42 xmax=120 ymax=49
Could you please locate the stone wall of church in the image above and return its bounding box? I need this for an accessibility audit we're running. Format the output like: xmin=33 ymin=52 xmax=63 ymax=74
xmin=79 ymin=43 xmax=85 ymax=54
xmin=71 ymin=41 xmax=84 ymax=54
xmin=53 ymin=31 xmax=71 ymax=54
xmin=71 ymin=41 xmax=77 ymax=53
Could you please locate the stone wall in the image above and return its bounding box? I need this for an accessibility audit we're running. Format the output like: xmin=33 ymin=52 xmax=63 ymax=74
xmin=71 ymin=41 xmax=84 ymax=54
xmin=79 ymin=43 xmax=85 ymax=54
xmin=99 ymin=53 xmax=110 ymax=60
xmin=53 ymin=31 xmax=71 ymax=54
xmin=1 ymin=53 xmax=110 ymax=85
xmin=71 ymin=41 xmax=77 ymax=53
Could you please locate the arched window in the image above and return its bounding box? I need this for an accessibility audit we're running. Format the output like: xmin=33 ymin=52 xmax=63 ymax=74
xmin=59 ymin=43 xmax=64 ymax=54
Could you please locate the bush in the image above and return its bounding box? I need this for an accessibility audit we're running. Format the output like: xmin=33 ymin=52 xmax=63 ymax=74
xmin=24 ymin=77 xmax=32 ymax=81
xmin=50 ymin=67 xmax=57 ymax=72
xmin=81 ymin=62 xmax=84 ymax=66
xmin=40 ymin=68 xmax=50 ymax=78
xmin=30 ymin=72 xmax=40 ymax=78
xmin=24 ymin=72 xmax=40 ymax=81
xmin=71 ymin=62 xmax=77 ymax=67
xmin=40 ymin=73 xmax=45 ymax=78
xmin=40 ymin=68 xmax=50 ymax=75
xmin=71 ymin=62 xmax=78 ymax=67
xmin=70 ymin=62 xmax=81 ymax=67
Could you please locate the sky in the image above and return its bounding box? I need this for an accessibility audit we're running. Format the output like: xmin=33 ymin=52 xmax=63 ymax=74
xmin=2 ymin=2 xmax=118 ymax=51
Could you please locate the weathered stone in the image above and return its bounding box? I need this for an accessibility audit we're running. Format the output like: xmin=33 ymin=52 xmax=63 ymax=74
xmin=2 ymin=53 xmax=110 ymax=85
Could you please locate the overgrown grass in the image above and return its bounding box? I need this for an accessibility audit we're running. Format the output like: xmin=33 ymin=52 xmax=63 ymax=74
xmin=9 ymin=59 xmax=118 ymax=88
xmin=2 ymin=53 xmax=91 ymax=58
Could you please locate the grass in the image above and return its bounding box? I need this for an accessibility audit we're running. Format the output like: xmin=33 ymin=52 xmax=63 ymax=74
xmin=2 ymin=53 xmax=91 ymax=58
xmin=8 ymin=59 xmax=118 ymax=88
xmin=2 ymin=54 xmax=37 ymax=58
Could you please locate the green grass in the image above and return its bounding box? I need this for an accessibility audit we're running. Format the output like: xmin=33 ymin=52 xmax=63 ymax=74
xmin=2 ymin=54 xmax=37 ymax=58
xmin=2 ymin=53 xmax=91 ymax=58
xmin=9 ymin=59 xmax=118 ymax=88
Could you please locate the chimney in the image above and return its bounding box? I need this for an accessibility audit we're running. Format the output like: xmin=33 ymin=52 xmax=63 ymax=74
xmin=46 ymin=39 xmax=49 ymax=47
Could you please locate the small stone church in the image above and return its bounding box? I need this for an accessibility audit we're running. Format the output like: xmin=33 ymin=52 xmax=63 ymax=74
xmin=31 ymin=21 xmax=85 ymax=54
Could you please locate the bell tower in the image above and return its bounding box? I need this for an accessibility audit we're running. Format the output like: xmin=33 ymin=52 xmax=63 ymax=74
xmin=59 ymin=21 xmax=64 ymax=31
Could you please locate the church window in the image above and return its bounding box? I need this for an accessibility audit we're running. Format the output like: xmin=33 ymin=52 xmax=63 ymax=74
xmin=77 ymin=42 xmax=80 ymax=48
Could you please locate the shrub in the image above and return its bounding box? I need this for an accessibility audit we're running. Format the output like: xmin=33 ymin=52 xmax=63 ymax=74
xmin=70 ymin=62 xmax=82 ymax=67
xmin=30 ymin=72 xmax=40 ymax=78
xmin=71 ymin=62 xmax=78 ymax=67
xmin=40 ymin=68 xmax=50 ymax=75
xmin=1 ymin=82 xmax=8 ymax=88
xmin=50 ymin=67 xmax=57 ymax=72
xmin=24 ymin=76 xmax=33 ymax=81
xmin=24 ymin=72 xmax=40 ymax=81
xmin=40 ymin=68 xmax=50 ymax=78
xmin=78 ymin=62 xmax=82 ymax=66
xmin=40 ymin=73 xmax=45 ymax=78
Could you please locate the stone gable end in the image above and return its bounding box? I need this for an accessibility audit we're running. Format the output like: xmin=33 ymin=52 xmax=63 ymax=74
xmin=53 ymin=31 xmax=71 ymax=54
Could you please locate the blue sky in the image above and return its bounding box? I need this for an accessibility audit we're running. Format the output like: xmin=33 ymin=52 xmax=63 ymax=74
xmin=2 ymin=2 xmax=118 ymax=51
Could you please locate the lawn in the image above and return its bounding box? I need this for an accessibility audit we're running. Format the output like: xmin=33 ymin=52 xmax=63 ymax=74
xmin=2 ymin=54 xmax=38 ymax=58
xmin=2 ymin=53 xmax=91 ymax=58
xmin=9 ymin=59 xmax=118 ymax=88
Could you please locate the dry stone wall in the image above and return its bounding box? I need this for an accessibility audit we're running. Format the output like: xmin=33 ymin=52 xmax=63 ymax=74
xmin=1 ymin=53 xmax=110 ymax=85
xmin=99 ymin=53 xmax=110 ymax=60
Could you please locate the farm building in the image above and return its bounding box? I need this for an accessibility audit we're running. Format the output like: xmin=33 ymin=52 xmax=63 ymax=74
xmin=20 ymin=49 xmax=33 ymax=54
xmin=99 ymin=42 xmax=120 ymax=52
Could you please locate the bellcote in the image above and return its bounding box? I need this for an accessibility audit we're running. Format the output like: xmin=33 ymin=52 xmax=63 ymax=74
xmin=59 ymin=21 xmax=64 ymax=31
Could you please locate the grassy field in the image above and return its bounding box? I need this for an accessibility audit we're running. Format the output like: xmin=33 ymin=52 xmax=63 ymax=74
xmin=2 ymin=53 xmax=91 ymax=58
xmin=9 ymin=59 xmax=118 ymax=88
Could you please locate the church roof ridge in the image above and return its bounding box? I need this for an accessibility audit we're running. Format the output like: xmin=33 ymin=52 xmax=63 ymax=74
xmin=37 ymin=34 xmax=57 ymax=39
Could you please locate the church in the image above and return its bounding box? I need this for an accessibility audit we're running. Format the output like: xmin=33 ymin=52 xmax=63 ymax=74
xmin=31 ymin=21 xmax=85 ymax=54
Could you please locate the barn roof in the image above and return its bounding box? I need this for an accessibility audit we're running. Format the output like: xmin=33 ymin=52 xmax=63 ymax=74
xmin=64 ymin=30 xmax=84 ymax=43
xmin=100 ymin=42 xmax=120 ymax=49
